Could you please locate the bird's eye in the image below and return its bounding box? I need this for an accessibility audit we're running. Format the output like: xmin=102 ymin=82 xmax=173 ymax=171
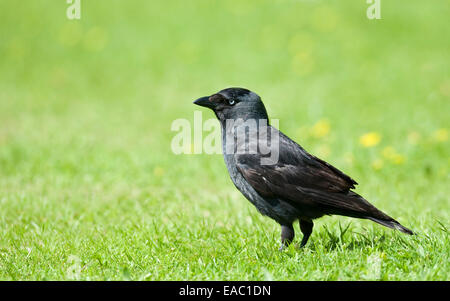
xmin=228 ymin=99 xmax=236 ymax=106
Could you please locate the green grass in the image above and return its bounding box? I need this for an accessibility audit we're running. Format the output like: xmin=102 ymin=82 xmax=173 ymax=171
xmin=0 ymin=0 xmax=448 ymax=280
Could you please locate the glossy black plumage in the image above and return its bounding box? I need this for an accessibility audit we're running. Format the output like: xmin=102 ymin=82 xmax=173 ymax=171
xmin=194 ymin=87 xmax=413 ymax=249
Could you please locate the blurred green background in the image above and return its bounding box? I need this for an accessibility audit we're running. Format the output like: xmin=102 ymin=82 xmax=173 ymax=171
xmin=0 ymin=1 xmax=448 ymax=280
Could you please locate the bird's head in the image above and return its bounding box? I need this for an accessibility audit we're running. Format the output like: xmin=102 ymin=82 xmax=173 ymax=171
xmin=193 ymin=88 xmax=269 ymax=124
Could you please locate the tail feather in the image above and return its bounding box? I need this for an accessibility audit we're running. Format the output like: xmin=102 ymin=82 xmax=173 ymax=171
xmin=306 ymin=190 xmax=414 ymax=235
xmin=367 ymin=217 xmax=414 ymax=235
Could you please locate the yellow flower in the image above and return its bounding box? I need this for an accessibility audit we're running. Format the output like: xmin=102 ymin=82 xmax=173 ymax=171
xmin=432 ymin=128 xmax=448 ymax=142
xmin=311 ymin=119 xmax=330 ymax=138
xmin=391 ymin=154 xmax=406 ymax=165
xmin=382 ymin=146 xmax=406 ymax=165
xmin=359 ymin=132 xmax=381 ymax=148
xmin=371 ymin=159 xmax=384 ymax=170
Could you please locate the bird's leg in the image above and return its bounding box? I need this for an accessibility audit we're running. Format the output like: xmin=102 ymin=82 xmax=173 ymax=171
xmin=279 ymin=224 xmax=295 ymax=251
xmin=299 ymin=220 xmax=314 ymax=248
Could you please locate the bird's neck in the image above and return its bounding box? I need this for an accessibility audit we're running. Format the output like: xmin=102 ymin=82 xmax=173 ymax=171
xmin=219 ymin=117 xmax=270 ymax=132
xmin=220 ymin=117 xmax=272 ymax=157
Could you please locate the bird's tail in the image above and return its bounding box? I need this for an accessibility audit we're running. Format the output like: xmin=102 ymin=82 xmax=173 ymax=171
xmin=308 ymin=190 xmax=414 ymax=235
xmin=340 ymin=192 xmax=414 ymax=235
xmin=366 ymin=217 xmax=414 ymax=235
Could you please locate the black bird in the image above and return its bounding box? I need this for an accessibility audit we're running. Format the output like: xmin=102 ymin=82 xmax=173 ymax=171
xmin=194 ymin=87 xmax=413 ymax=249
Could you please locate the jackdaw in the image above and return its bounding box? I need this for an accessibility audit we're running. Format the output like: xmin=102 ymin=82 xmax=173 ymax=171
xmin=194 ymin=87 xmax=413 ymax=249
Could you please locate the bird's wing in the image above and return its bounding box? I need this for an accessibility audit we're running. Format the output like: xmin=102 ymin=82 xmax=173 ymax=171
xmin=236 ymin=154 xmax=412 ymax=230
xmin=304 ymin=153 xmax=358 ymax=192
xmin=234 ymin=129 xmax=411 ymax=224
xmin=236 ymin=151 xmax=369 ymax=218
xmin=235 ymin=129 xmax=357 ymax=197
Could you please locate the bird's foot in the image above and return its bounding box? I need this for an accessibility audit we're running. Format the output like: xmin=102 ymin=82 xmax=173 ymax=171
xmin=278 ymin=245 xmax=287 ymax=252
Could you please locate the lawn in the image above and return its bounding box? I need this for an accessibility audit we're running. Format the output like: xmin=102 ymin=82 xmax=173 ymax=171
xmin=0 ymin=1 xmax=448 ymax=280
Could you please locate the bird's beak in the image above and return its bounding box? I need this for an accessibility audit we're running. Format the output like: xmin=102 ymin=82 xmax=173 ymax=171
xmin=193 ymin=96 xmax=216 ymax=109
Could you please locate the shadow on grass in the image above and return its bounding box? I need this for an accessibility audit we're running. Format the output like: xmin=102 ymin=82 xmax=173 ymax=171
xmin=298 ymin=222 xmax=419 ymax=252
